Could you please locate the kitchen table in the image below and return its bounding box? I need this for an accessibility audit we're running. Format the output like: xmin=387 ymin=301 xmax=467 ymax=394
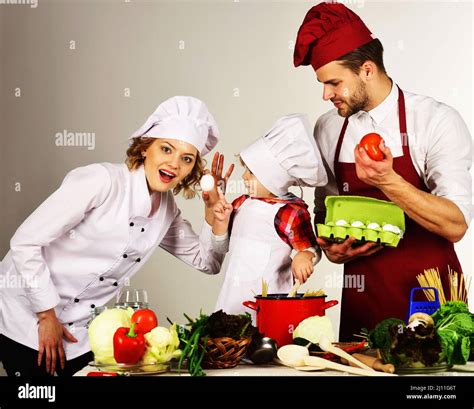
xmin=74 ymin=360 xmax=474 ymax=377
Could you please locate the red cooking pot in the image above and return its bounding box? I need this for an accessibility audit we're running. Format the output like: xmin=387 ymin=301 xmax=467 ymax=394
xmin=243 ymin=294 xmax=338 ymax=348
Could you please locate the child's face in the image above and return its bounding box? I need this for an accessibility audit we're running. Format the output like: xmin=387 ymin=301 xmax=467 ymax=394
xmin=242 ymin=167 xmax=275 ymax=198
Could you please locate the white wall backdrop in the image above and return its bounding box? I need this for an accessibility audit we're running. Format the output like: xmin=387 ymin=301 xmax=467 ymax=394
xmin=0 ymin=0 xmax=472 ymax=375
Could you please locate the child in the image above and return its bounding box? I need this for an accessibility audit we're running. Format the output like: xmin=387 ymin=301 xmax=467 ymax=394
xmin=211 ymin=114 xmax=328 ymax=318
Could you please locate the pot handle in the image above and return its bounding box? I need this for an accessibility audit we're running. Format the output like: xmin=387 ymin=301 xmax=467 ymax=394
xmin=243 ymin=301 xmax=259 ymax=312
xmin=322 ymin=300 xmax=339 ymax=310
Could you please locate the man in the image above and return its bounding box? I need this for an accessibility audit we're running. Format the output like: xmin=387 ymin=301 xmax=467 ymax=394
xmin=294 ymin=2 xmax=472 ymax=340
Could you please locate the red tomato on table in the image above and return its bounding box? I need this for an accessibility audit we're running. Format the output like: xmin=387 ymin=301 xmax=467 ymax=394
xmin=360 ymin=133 xmax=384 ymax=161
xmin=131 ymin=309 xmax=158 ymax=334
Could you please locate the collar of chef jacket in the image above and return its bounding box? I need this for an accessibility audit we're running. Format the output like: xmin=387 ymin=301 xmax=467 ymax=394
xmin=130 ymin=165 xmax=161 ymax=219
xmin=350 ymin=81 xmax=399 ymax=126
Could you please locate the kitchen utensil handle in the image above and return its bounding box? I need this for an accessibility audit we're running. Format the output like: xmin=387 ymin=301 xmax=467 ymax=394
xmin=322 ymin=300 xmax=339 ymax=310
xmin=410 ymin=287 xmax=439 ymax=303
xmin=320 ymin=343 xmax=375 ymax=372
xmin=242 ymin=301 xmax=259 ymax=312
xmin=303 ymin=356 xmax=395 ymax=377
xmin=352 ymin=353 xmax=395 ymax=374
xmin=287 ymin=279 xmax=301 ymax=297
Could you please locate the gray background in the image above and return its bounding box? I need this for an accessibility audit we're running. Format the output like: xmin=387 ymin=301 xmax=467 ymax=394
xmin=0 ymin=0 xmax=472 ymax=375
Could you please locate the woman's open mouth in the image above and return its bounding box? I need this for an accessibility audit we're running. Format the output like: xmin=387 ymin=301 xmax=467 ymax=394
xmin=159 ymin=169 xmax=176 ymax=184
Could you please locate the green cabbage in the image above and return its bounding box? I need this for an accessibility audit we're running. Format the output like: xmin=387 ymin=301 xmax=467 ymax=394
xmin=432 ymin=302 xmax=474 ymax=365
xmin=88 ymin=307 xmax=134 ymax=364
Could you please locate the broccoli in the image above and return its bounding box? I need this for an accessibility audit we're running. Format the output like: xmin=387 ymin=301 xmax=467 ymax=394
xmin=368 ymin=318 xmax=405 ymax=351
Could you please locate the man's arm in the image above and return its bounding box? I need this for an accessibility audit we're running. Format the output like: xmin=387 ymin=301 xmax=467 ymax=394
xmin=378 ymin=171 xmax=467 ymax=243
xmin=354 ymin=142 xmax=468 ymax=243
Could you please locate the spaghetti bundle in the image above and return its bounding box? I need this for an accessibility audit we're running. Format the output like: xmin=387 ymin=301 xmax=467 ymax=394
xmin=302 ymin=289 xmax=326 ymax=297
xmin=416 ymin=266 xmax=471 ymax=304
xmin=448 ymin=266 xmax=471 ymax=302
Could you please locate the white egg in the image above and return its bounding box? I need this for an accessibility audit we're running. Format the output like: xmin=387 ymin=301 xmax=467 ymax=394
xmin=367 ymin=222 xmax=381 ymax=230
xmin=351 ymin=221 xmax=365 ymax=228
xmin=335 ymin=219 xmax=348 ymax=227
xmin=382 ymin=224 xmax=401 ymax=234
xmin=200 ymin=174 xmax=215 ymax=192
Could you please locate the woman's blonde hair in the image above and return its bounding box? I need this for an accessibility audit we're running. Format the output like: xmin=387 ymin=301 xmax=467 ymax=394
xmin=126 ymin=137 xmax=206 ymax=199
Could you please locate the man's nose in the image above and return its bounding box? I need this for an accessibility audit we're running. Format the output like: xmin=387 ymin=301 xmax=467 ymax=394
xmin=322 ymin=85 xmax=335 ymax=101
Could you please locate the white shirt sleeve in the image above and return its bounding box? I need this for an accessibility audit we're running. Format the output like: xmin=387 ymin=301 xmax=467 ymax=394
xmin=159 ymin=212 xmax=225 ymax=275
xmin=210 ymin=232 xmax=229 ymax=254
xmin=313 ymin=116 xmax=340 ymax=222
xmin=424 ymin=107 xmax=472 ymax=226
xmin=9 ymin=164 xmax=112 ymax=313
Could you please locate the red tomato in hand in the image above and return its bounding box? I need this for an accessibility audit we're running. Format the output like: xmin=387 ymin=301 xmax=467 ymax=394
xmin=360 ymin=133 xmax=384 ymax=161
xmin=131 ymin=309 xmax=158 ymax=334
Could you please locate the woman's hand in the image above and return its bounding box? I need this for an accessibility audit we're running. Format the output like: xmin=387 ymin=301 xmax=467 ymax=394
xmin=202 ymin=152 xmax=235 ymax=210
xmin=316 ymin=237 xmax=383 ymax=264
xmin=291 ymin=251 xmax=315 ymax=283
xmin=37 ymin=309 xmax=78 ymax=375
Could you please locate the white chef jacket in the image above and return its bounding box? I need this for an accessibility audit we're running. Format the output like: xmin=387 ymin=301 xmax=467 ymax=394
xmin=313 ymin=82 xmax=472 ymax=226
xmin=0 ymin=162 xmax=224 ymax=360
xmin=214 ymin=199 xmax=294 ymax=323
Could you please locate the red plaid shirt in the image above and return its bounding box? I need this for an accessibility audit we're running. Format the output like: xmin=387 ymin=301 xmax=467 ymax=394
xmin=230 ymin=194 xmax=317 ymax=251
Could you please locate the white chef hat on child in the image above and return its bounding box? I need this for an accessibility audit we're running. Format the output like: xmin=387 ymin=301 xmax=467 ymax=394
xmin=130 ymin=96 xmax=219 ymax=156
xmin=240 ymin=113 xmax=328 ymax=197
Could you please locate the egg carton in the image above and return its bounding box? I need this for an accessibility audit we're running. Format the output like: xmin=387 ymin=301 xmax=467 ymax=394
xmin=316 ymin=195 xmax=405 ymax=248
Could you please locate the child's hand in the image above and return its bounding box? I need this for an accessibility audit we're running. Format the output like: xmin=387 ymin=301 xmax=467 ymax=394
xmin=291 ymin=251 xmax=314 ymax=283
xmin=213 ymin=187 xmax=233 ymax=224
xmin=202 ymin=152 xmax=235 ymax=209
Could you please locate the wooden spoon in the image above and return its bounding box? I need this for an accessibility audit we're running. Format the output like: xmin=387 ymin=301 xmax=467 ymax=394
xmin=317 ymin=336 xmax=375 ymax=372
xmin=287 ymin=279 xmax=301 ymax=297
xmin=303 ymin=356 xmax=396 ymax=377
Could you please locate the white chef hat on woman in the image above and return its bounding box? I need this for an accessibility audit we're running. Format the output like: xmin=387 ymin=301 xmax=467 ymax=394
xmin=240 ymin=113 xmax=328 ymax=197
xmin=130 ymin=96 xmax=219 ymax=156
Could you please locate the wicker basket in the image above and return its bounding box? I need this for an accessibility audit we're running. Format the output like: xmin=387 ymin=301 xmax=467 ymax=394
xmin=201 ymin=336 xmax=252 ymax=369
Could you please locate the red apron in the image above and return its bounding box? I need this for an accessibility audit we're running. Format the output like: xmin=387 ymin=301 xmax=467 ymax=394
xmin=331 ymin=87 xmax=463 ymax=341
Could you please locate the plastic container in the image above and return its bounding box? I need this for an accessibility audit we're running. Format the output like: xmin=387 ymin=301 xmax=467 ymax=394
xmin=316 ymin=195 xmax=405 ymax=247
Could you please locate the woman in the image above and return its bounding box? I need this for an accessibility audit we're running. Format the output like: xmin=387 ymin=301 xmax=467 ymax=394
xmin=0 ymin=96 xmax=234 ymax=376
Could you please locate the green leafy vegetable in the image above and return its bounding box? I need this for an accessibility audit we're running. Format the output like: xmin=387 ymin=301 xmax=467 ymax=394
xmin=171 ymin=310 xmax=256 ymax=376
xmin=368 ymin=318 xmax=404 ymax=351
xmin=369 ymin=317 xmax=442 ymax=367
xmin=432 ymin=301 xmax=471 ymax=322
xmin=432 ymin=302 xmax=474 ymax=365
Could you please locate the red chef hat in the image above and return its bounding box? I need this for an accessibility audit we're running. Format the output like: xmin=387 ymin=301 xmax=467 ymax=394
xmin=294 ymin=2 xmax=374 ymax=71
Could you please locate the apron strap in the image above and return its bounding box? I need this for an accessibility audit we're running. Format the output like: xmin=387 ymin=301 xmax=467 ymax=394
xmin=397 ymin=85 xmax=408 ymax=146
xmin=334 ymin=117 xmax=349 ymax=165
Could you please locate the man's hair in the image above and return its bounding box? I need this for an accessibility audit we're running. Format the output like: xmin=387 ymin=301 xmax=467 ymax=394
xmin=336 ymin=38 xmax=387 ymax=75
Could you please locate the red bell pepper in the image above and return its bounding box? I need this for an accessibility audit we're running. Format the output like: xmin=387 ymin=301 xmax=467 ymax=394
xmin=113 ymin=322 xmax=146 ymax=364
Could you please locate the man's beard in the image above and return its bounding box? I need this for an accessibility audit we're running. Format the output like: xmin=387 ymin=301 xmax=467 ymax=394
xmin=338 ymin=80 xmax=369 ymax=117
